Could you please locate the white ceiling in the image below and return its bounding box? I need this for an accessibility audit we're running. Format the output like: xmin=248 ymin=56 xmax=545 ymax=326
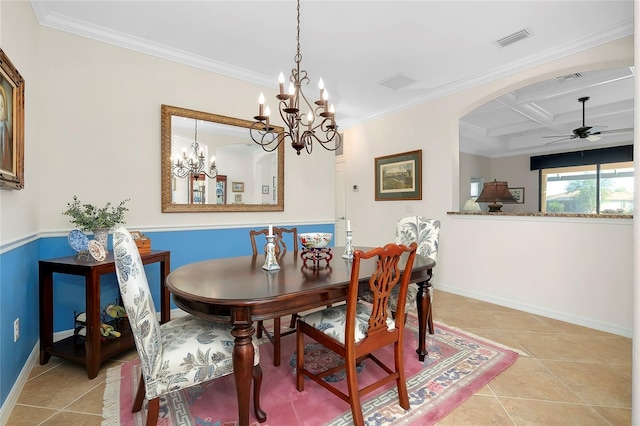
xmin=29 ymin=1 xmax=635 ymax=158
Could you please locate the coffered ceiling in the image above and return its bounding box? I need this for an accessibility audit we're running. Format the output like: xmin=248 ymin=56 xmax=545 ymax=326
xmin=461 ymin=66 xmax=635 ymax=158
xmin=29 ymin=1 xmax=634 ymax=158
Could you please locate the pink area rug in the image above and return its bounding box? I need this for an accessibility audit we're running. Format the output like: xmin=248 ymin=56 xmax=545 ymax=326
xmin=102 ymin=315 xmax=520 ymax=425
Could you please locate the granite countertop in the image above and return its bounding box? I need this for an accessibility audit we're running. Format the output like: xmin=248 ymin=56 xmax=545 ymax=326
xmin=448 ymin=211 xmax=633 ymax=219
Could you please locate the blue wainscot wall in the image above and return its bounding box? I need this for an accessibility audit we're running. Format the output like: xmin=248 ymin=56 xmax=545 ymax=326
xmin=0 ymin=223 xmax=333 ymax=413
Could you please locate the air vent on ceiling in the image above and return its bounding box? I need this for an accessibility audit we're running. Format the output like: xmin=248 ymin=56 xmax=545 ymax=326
xmin=555 ymin=73 xmax=582 ymax=82
xmin=378 ymin=73 xmax=416 ymax=90
xmin=495 ymin=29 xmax=531 ymax=48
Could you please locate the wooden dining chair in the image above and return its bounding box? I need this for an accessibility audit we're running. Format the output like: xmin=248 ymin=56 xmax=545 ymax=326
xmin=250 ymin=228 xmax=279 ymax=255
xmin=113 ymin=226 xmax=265 ymax=425
xmin=249 ymin=226 xmax=299 ymax=366
xmin=296 ymin=242 xmax=418 ymax=426
xmin=274 ymin=226 xmax=299 ymax=253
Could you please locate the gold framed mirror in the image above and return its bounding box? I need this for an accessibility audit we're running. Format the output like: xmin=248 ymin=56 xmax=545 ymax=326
xmin=161 ymin=104 xmax=285 ymax=212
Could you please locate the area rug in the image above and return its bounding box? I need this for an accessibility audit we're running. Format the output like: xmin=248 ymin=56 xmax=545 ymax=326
xmin=102 ymin=315 xmax=521 ymax=426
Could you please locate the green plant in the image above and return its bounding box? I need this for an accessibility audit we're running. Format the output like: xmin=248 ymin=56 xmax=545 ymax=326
xmin=63 ymin=195 xmax=130 ymax=231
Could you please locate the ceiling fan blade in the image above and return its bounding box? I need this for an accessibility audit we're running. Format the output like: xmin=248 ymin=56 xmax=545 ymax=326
xmin=588 ymin=125 xmax=607 ymax=134
xmin=591 ymin=127 xmax=633 ymax=136
xmin=542 ymin=135 xmax=572 ymax=139
xmin=587 ymin=135 xmax=601 ymax=142
xmin=545 ymin=136 xmax=576 ymax=145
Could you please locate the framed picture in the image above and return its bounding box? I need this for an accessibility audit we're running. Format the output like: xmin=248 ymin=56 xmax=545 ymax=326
xmin=509 ymin=187 xmax=525 ymax=204
xmin=130 ymin=231 xmax=142 ymax=240
xmin=374 ymin=149 xmax=422 ymax=201
xmin=234 ymin=194 xmax=242 ymax=203
xmin=0 ymin=49 xmax=25 ymax=190
xmin=262 ymin=185 xmax=269 ymax=194
xmin=232 ymin=181 xmax=244 ymax=192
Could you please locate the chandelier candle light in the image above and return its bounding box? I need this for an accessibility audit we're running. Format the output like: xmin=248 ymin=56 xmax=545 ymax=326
xmin=172 ymin=119 xmax=218 ymax=179
xmin=250 ymin=0 xmax=342 ymax=155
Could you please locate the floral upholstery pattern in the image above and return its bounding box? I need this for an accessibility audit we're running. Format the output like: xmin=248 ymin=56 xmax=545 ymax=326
xmin=113 ymin=226 xmax=259 ymax=401
xmin=299 ymin=302 xmax=395 ymax=344
xmin=361 ymin=217 xmax=440 ymax=313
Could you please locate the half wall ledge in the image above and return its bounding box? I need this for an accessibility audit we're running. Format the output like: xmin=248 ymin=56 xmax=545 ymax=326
xmin=448 ymin=211 xmax=633 ymax=219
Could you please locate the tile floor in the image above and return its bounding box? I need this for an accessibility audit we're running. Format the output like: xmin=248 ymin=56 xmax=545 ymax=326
xmin=6 ymin=290 xmax=632 ymax=425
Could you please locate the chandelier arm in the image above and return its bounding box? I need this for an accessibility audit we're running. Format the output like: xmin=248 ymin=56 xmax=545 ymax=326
xmin=249 ymin=0 xmax=341 ymax=155
xmin=249 ymin=121 xmax=281 ymax=151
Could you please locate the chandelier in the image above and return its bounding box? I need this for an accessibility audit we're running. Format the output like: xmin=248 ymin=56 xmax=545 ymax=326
xmin=250 ymin=0 xmax=342 ymax=155
xmin=172 ymin=119 xmax=218 ymax=179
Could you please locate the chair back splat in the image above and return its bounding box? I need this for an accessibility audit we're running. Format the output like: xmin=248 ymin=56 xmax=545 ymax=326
xmin=296 ymin=242 xmax=418 ymax=426
xmin=249 ymin=226 xmax=298 ymax=256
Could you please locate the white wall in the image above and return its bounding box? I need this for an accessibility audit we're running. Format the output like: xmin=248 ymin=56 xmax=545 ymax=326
xmin=22 ymin=22 xmax=334 ymax=237
xmin=487 ymin=154 xmax=540 ymax=212
xmin=0 ymin=0 xmax=633 ymax=336
xmin=0 ymin=1 xmax=41 ymax=248
xmin=343 ymin=36 xmax=634 ymax=337
xmin=459 ymin=152 xmax=491 ymax=207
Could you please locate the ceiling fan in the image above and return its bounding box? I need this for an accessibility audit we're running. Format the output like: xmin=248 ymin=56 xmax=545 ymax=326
xmin=543 ymin=96 xmax=633 ymax=145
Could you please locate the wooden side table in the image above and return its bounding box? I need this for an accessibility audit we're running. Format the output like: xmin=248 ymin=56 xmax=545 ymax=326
xmin=39 ymin=250 xmax=171 ymax=379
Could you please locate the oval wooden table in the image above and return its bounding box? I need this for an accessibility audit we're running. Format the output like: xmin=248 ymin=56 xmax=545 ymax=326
xmin=165 ymin=247 xmax=435 ymax=426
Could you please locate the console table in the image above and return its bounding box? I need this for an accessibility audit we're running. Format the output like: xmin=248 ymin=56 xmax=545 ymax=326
xmin=39 ymin=250 xmax=171 ymax=379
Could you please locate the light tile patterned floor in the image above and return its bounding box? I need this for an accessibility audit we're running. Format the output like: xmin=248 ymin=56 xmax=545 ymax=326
xmin=6 ymin=290 xmax=632 ymax=425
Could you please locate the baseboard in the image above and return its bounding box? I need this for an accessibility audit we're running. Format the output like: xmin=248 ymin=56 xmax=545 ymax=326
xmin=435 ymin=283 xmax=632 ymax=338
xmin=0 ymin=342 xmax=39 ymax=425
xmin=0 ymin=307 xmax=191 ymax=423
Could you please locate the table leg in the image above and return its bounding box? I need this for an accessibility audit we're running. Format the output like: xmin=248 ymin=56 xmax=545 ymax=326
xmin=39 ymin=266 xmax=53 ymax=365
xmin=415 ymin=269 xmax=433 ymax=362
xmin=231 ymin=322 xmax=255 ymax=426
xmin=159 ymin=255 xmax=171 ymax=323
xmin=86 ymin=271 xmax=102 ymax=379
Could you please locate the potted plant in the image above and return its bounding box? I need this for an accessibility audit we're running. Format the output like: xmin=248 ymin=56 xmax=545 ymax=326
xmin=63 ymin=195 xmax=130 ymax=250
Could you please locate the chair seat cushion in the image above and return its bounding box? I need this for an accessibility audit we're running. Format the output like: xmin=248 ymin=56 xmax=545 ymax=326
xmin=300 ymin=302 xmax=395 ymax=344
xmin=361 ymin=283 xmax=419 ymax=312
xmin=145 ymin=315 xmax=259 ymax=398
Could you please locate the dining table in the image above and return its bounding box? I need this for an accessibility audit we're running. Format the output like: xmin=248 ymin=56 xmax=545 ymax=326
xmin=165 ymin=246 xmax=435 ymax=426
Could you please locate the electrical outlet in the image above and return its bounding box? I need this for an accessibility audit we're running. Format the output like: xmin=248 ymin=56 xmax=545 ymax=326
xmin=14 ymin=318 xmax=19 ymax=342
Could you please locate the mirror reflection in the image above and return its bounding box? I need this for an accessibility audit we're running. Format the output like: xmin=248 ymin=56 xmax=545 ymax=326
xmin=161 ymin=105 xmax=285 ymax=212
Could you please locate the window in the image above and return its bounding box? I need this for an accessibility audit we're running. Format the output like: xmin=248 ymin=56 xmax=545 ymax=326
xmin=541 ymin=161 xmax=633 ymax=214
xmin=532 ymin=145 xmax=633 ymax=215
xmin=470 ymin=177 xmax=481 ymax=198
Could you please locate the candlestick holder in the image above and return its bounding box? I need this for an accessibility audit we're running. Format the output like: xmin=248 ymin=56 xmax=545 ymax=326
xmin=342 ymin=230 xmax=354 ymax=259
xmin=262 ymin=235 xmax=281 ymax=270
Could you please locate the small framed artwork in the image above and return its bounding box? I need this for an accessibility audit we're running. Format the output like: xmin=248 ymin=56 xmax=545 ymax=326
xmin=262 ymin=185 xmax=269 ymax=194
xmin=232 ymin=181 xmax=244 ymax=192
xmin=130 ymin=231 xmax=142 ymax=240
xmin=234 ymin=193 xmax=242 ymax=203
xmin=0 ymin=49 xmax=25 ymax=190
xmin=374 ymin=149 xmax=422 ymax=201
xmin=509 ymin=187 xmax=525 ymax=204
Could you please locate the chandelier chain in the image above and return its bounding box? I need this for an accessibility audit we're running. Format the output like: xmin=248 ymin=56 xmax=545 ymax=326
xmin=249 ymin=0 xmax=342 ymax=155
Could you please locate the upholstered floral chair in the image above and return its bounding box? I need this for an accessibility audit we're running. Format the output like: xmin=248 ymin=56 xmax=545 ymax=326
xmin=113 ymin=226 xmax=265 ymax=426
xmin=361 ymin=217 xmax=440 ymax=333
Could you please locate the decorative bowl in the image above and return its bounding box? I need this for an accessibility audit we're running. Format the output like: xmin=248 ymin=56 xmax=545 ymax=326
xmin=299 ymin=232 xmax=333 ymax=249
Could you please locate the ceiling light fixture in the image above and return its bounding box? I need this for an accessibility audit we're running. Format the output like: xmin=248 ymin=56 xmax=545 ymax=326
xmin=250 ymin=0 xmax=342 ymax=155
xmin=172 ymin=119 xmax=218 ymax=179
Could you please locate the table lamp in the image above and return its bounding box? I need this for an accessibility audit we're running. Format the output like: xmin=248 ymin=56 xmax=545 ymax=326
xmin=475 ymin=180 xmax=518 ymax=212
xmin=462 ymin=198 xmax=481 ymax=212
